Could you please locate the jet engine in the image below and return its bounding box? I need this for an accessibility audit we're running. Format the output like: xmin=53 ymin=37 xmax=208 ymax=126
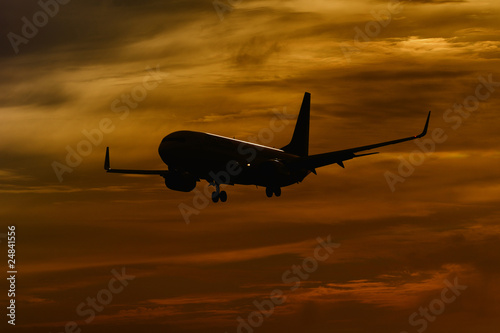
xmin=163 ymin=172 xmax=197 ymax=192
xmin=257 ymin=159 xmax=290 ymax=184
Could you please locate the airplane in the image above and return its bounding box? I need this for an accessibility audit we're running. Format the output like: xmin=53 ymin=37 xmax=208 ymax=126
xmin=105 ymin=92 xmax=430 ymax=203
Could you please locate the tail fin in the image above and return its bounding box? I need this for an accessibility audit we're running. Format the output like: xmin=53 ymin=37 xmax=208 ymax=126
xmin=281 ymin=92 xmax=310 ymax=156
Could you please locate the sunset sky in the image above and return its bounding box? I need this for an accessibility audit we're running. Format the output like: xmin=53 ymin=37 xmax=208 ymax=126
xmin=1 ymin=0 xmax=500 ymax=332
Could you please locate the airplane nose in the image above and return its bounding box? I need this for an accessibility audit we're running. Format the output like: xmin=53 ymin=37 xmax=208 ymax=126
xmin=158 ymin=139 xmax=181 ymax=165
xmin=159 ymin=140 xmax=174 ymax=154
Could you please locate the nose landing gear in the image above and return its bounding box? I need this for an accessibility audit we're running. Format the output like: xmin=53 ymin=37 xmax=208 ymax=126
xmin=265 ymin=187 xmax=281 ymax=198
xmin=211 ymin=183 xmax=227 ymax=203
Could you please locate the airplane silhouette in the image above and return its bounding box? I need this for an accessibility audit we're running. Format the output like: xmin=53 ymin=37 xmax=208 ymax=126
xmin=105 ymin=92 xmax=430 ymax=203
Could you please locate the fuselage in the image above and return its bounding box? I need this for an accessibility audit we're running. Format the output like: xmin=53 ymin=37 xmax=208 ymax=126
xmin=158 ymin=131 xmax=310 ymax=188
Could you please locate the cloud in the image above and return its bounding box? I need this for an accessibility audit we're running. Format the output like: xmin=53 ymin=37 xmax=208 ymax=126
xmin=234 ymin=36 xmax=282 ymax=66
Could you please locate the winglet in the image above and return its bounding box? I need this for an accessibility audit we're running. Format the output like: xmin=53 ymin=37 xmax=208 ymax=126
xmin=105 ymin=147 xmax=110 ymax=171
xmin=416 ymin=111 xmax=431 ymax=138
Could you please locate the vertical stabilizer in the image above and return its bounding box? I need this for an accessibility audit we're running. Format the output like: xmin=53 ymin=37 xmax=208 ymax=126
xmin=281 ymin=92 xmax=310 ymax=156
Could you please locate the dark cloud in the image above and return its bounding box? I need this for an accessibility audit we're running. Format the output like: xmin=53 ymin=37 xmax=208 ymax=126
xmin=0 ymin=0 xmax=213 ymax=59
xmin=234 ymin=36 xmax=282 ymax=66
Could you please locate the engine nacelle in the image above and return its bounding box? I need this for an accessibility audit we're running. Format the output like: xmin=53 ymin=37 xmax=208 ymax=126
xmin=259 ymin=159 xmax=287 ymax=174
xmin=164 ymin=172 xmax=197 ymax=192
xmin=257 ymin=159 xmax=290 ymax=185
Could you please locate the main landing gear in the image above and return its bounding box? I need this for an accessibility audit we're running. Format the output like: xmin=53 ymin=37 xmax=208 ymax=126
xmin=211 ymin=183 xmax=227 ymax=203
xmin=265 ymin=187 xmax=281 ymax=198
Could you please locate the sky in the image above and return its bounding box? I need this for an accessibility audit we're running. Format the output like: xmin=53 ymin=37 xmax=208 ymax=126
xmin=1 ymin=0 xmax=500 ymax=332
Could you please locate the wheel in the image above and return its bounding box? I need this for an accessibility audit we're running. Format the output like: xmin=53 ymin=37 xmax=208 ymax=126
xmin=219 ymin=191 xmax=227 ymax=202
xmin=265 ymin=187 xmax=273 ymax=197
xmin=211 ymin=191 xmax=219 ymax=203
xmin=274 ymin=187 xmax=281 ymax=197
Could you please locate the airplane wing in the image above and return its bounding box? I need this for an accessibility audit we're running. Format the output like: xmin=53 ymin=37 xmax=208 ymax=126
xmin=104 ymin=147 xmax=168 ymax=175
xmin=294 ymin=111 xmax=431 ymax=170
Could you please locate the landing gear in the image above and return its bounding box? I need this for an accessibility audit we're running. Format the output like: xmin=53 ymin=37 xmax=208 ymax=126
xmin=211 ymin=183 xmax=228 ymax=203
xmin=265 ymin=187 xmax=281 ymax=198
xmin=211 ymin=191 xmax=219 ymax=203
